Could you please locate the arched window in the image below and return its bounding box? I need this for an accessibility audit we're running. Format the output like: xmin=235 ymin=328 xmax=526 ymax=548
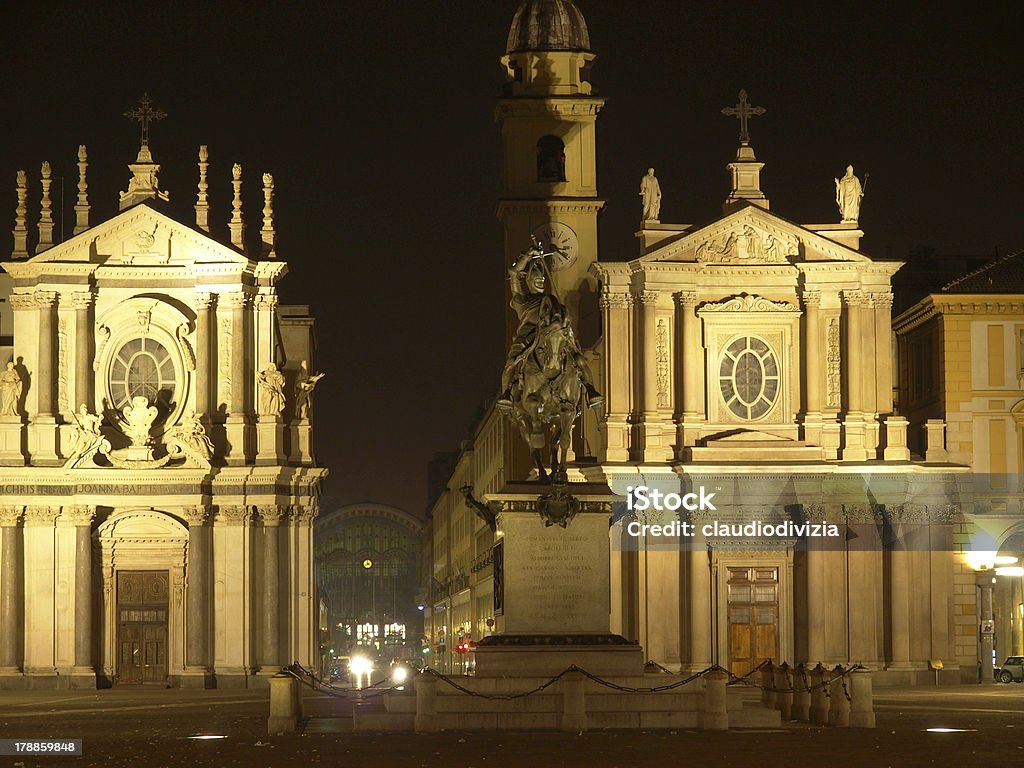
xmin=537 ymin=135 xmax=566 ymax=183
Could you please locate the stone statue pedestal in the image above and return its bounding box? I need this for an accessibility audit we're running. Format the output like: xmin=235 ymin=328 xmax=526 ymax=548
xmin=28 ymin=417 xmax=60 ymax=466
xmin=256 ymin=416 xmax=284 ymax=465
xmin=473 ymin=481 xmax=644 ymax=677
xmin=224 ymin=416 xmax=252 ymax=465
xmin=0 ymin=417 xmax=25 ymax=466
xmin=287 ymin=421 xmax=313 ymax=465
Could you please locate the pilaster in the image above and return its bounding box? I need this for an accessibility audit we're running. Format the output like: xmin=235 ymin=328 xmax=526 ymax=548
xmin=212 ymin=505 xmax=254 ymax=685
xmin=0 ymin=506 xmax=24 ymax=683
xmin=675 ymin=291 xmax=705 ymax=451
xmin=30 ymin=291 xmax=60 ymax=465
xmin=181 ymin=505 xmax=212 ymax=687
xmin=598 ymin=290 xmax=631 ymax=461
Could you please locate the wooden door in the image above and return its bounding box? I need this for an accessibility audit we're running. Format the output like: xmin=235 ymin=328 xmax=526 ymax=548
xmin=116 ymin=571 xmax=169 ymax=685
xmin=727 ymin=567 xmax=779 ymax=677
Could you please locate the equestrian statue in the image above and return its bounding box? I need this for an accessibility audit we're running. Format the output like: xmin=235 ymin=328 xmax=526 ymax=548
xmin=497 ymin=238 xmax=603 ymax=481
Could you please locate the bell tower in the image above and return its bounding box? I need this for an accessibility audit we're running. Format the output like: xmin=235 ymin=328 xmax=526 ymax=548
xmin=496 ymin=0 xmax=605 ymax=347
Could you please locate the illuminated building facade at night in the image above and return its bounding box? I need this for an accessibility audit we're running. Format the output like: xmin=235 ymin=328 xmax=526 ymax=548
xmin=315 ymin=502 xmax=423 ymax=664
xmin=424 ymin=0 xmax=1014 ymax=684
xmin=0 ymin=125 xmax=326 ymax=689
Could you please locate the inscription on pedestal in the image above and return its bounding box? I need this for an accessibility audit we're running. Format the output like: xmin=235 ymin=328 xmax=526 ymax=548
xmin=499 ymin=510 xmax=610 ymax=634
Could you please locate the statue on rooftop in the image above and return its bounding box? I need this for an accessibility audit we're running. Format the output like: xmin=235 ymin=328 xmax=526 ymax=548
xmin=835 ymin=165 xmax=864 ymax=223
xmin=640 ymin=167 xmax=662 ymax=222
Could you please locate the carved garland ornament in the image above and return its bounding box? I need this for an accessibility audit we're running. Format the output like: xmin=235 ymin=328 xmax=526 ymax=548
xmin=656 ymin=318 xmax=670 ymax=409
xmin=826 ymin=317 xmax=841 ymax=409
xmin=700 ymin=294 xmax=799 ymax=313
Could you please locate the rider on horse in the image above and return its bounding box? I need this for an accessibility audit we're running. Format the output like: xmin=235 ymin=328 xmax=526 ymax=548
xmin=497 ymin=240 xmax=603 ymax=412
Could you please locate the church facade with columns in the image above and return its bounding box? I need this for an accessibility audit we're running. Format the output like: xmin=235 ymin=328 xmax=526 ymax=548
xmin=426 ymin=0 xmax=983 ymax=684
xmin=0 ymin=107 xmax=326 ymax=688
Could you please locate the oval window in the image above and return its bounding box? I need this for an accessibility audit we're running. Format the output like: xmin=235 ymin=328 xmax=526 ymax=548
xmin=719 ymin=337 xmax=780 ymax=420
xmin=109 ymin=336 xmax=178 ymax=422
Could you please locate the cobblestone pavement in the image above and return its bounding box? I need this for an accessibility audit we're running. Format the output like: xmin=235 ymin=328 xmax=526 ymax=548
xmin=1 ymin=684 xmax=1022 ymax=768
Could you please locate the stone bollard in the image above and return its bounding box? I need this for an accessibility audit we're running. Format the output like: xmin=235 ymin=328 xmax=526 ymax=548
xmin=267 ymin=672 xmax=300 ymax=734
xmin=560 ymin=671 xmax=587 ymax=732
xmin=792 ymin=664 xmax=811 ymax=722
xmin=827 ymin=666 xmax=851 ymax=727
xmin=761 ymin=661 xmax=776 ymax=709
xmin=849 ymin=668 xmax=876 ymax=728
xmin=414 ymin=673 xmax=439 ymax=733
xmin=702 ymin=669 xmax=729 ymax=731
xmin=810 ymin=664 xmax=829 ymax=725
xmin=776 ymin=662 xmax=793 ymax=720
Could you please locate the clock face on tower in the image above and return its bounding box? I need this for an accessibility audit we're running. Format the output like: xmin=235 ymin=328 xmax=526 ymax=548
xmin=532 ymin=222 xmax=579 ymax=272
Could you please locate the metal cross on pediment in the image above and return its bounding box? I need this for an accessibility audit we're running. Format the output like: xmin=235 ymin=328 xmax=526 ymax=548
xmin=721 ymin=89 xmax=765 ymax=146
xmin=124 ymin=93 xmax=167 ymax=146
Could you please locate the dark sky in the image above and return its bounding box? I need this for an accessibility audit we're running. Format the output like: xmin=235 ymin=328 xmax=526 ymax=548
xmin=1 ymin=2 xmax=1021 ymax=515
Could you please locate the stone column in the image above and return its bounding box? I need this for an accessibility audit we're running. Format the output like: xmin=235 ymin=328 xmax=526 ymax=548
xmin=0 ymin=506 xmax=24 ymax=676
xmin=35 ymin=291 xmax=58 ymax=417
xmin=261 ymin=506 xmax=283 ymax=670
xmin=978 ymin=570 xmax=996 ymax=684
xmin=194 ymin=293 xmax=214 ymax=421
xmin=804 ymin=291 xmax=823 ymax=413
xmin=687 ymin=533 xmax=712 ymax=673
xmin=677 ymin=291 xmax=705 ymax=449
xmin=598 ymin=291 xmax=631 ymax=461
xmin=71 ymin=293 xmax=93 ymax=410
xmin=62 ymin=505 xmax=96 ymax=680
xmin=841 ymin=290 xmax=869 ymax=461
xmin=887 ymin=510 xmax=913 ymax=671
xmin=805 ymin=505 xmax=827 ymax=664
xmin=182 ymin=506 xmax=211 ymax=682
xmin=1013 ymin=576 xmax=1024 ymax=655
xmin=873 ymin=292 xmax=894 ymax=414
xmin=229 ymin=294 xmax=248 ymax=418
xmin=222 ymin=292 xmax=250 ymax=464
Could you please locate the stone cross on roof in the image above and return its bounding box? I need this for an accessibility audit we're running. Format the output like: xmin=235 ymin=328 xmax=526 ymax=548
xmin=124 ymin=93 xmax=167 ymax=146
xmin=721 ymin=89 xmax=765 ymax=147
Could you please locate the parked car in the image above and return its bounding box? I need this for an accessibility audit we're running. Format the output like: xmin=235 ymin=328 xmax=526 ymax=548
xmin=995 ymin=656 xmax=1024 ymax=683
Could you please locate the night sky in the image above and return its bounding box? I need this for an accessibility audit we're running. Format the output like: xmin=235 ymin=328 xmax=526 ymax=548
xmin=0 ymin=2 xmax=1020 ymax=516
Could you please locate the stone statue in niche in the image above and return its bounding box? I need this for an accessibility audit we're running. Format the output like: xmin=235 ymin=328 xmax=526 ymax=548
xmin=639 ymin=167 xmax=662 ymax=222
xmin=835 ymin=165 xmax=865 ymax=223
xmin=293 ymin=360 xmax=325 ymax=421
xmin=257 ymin=362 xmax=286 ymax=417
xmin=0 ymin=362 xmax=22 ymax=417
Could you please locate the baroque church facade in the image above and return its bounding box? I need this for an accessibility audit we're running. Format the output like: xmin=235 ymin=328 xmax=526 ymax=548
xmin=0 ymin=120 xmax=326 ymax=688
xmin=424 ymin=0 xmax=1013 ymax=684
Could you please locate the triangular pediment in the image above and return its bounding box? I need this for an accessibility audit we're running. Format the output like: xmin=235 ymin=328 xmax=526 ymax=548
xmin=10 ymin=203 xmax=249 ymax=268
xmin=637 ymin=205 xmax=871 ymax=266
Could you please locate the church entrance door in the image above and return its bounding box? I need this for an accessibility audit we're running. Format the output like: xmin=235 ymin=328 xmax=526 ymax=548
xmin=116 ymin=571 xmax=169 ymax=685
xmin=726 ymin=566 xmax=779 ymax=677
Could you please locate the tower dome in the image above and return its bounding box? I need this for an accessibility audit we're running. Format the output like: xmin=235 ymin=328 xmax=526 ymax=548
xmin=506 ymin=0 xmax=591 ymax=54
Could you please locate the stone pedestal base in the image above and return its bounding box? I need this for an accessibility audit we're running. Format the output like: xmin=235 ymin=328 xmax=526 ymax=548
xmin=0 ymin=418 xmax=25 ymax=465
xmin=473 ymin=635 xmax=644 ymax=677
xmin=883 ymin=416 xmax=911 ymax=461
xmin=841 ymin=416 xmax=869 ymax=461
xmin=176 ymin=667 xmax=215 ymax=689
xmin=224 ymin=417 xmax=252 ymax=465
xmin=29 ymin=418 xmax=60 ymax=465
xmin=256 ymin=418 xmax=284 ymax=465
xmin=287 ymin=421 xmax=313 ymax=464
xmin=0 ymin=667 xmax=26 ymax=690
